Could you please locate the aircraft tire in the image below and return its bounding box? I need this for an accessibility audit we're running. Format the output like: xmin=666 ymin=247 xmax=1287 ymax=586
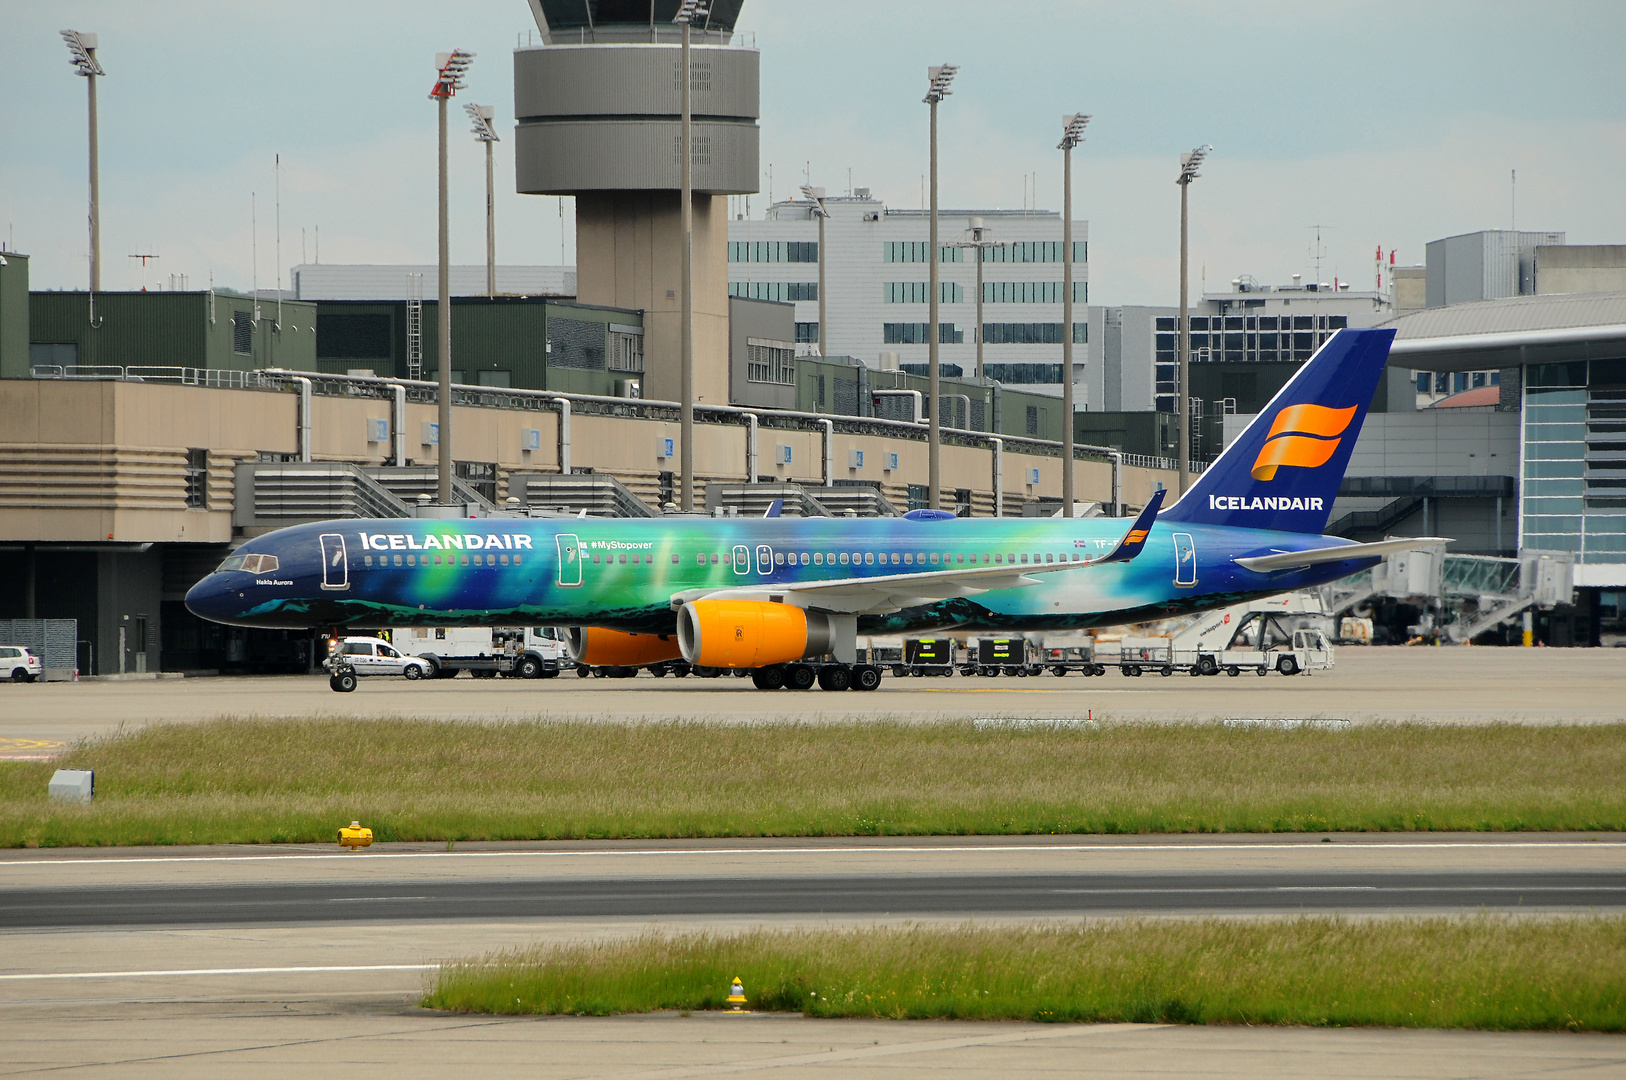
xmin=786 ymin=664 xmax=817 ymax=691
xmin=752 ymin=666 xmax=786 ymax=690
xmin=330 ymin=671 xmax=357 ymax=693
xmin=854 ymin=665 xmax=882 ymax=691
xmin=817 ymin=665 xmax=852 ymax=692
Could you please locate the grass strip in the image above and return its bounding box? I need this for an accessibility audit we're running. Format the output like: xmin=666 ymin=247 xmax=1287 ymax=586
xmin=3 ymin=718 xmax=1625 ymax=847
xmin=424 ymin=918 xmax=1626 ymax=1031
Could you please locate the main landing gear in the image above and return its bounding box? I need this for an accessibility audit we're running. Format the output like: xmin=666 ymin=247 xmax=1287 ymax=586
xmin=749 ymin=663 xmax=882 ymax=691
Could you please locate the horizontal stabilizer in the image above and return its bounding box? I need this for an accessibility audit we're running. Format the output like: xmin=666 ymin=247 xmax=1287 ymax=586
xmin=1235 ymin=536 xmax=1450 ymax=573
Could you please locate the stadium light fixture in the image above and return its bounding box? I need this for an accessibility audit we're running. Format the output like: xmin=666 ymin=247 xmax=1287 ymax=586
xmin=1176 ymin=144 xmax=1211 ymax=495
xmin=430 ymin=49 xmax=474 ymax=504
xmin=466 ymin=103 xmax=499 ymax=298
xmin=61 ymin=30 xmax=104 ymax=293
xmin=801 ymin=184 xmax=829 ymax=356
xmin=924 ymin=63 xmax=958 ymax=511
xmin=1058 ymin=113 xmax=1091 ymax=517
xmin=672 ymin=1 xmax=709 ymax=507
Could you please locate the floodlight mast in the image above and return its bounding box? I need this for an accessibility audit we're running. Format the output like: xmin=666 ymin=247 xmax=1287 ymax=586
xmin=1058 ymin=113 xmax=1090 ymax=518
xmin=61 ymin=30 xmax=104 ymax=293
xmin=954 ymin=219 xmax=1003 ymax=381
xmin=923 ymin=63 xmax=958 ymax=511
xmin=466 ymin=103 xmax=499 ymax=299
xmin=674 ymin=0 xmax=708 ymax=510
xmin=430 ymin=49 xmax=474 ymax=505
xmin=800 ymin=183 xmax=828 ymax=356
xmin=1175 ymin=143 xmax=1209 ymax=496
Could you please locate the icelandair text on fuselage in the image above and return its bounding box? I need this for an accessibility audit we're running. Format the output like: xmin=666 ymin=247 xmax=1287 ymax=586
xmin=359 ymin=532 xmax=535 ymax=551
xmin=1209 ymin=495 xmax=1324 ymax=511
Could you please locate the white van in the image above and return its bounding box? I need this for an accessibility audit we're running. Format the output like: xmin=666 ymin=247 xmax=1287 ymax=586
xmin=324 ymin=637 xmax=433 ymax=691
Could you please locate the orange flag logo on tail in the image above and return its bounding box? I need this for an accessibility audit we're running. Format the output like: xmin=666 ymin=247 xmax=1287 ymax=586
xmin=1250 ymin=404 xmax=1357 ymax=481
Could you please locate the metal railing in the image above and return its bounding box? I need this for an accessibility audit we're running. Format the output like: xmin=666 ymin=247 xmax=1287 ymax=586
xmin=30 ymin=364 xmax=282 ymax=389
xmin=32 ymin=364 xmax=1178 ymax=475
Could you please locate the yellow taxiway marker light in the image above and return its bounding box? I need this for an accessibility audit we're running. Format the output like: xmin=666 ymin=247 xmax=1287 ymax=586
xmin=725 ymin=976 xmax=749 ymax=1012
xmin=338 ymin=821 xmax=373 ymax=850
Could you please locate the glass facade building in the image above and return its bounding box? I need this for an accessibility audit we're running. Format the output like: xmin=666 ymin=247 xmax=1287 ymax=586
xmin=1522 ymin=358 xmax=1626 ymax=564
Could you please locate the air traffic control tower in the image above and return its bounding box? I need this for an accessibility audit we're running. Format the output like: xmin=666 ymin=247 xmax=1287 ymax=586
xmin=515 ymin=0 xmax=758 ymax=406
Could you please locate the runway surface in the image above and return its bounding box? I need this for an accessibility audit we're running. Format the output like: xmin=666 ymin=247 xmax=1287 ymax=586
xmin=5 ymin=838 xmax=1622 ymax=1077
xmin=6 ymin=868 xmax=1624 ymax=930
xmin=5 ymin=836 xmax=1623 ymax=930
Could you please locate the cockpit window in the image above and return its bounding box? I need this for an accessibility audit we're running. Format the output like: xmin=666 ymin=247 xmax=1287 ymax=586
xmin=218 ymin=553 xmax=280 ymax=574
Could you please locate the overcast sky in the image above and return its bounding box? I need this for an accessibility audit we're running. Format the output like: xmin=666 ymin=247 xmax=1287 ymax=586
xmin=4 ymin=1 xmax=1622 ymax=305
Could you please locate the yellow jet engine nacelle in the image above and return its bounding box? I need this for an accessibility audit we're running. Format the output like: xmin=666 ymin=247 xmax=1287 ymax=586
xmin=676 ymin=599 xmax=836 ymax=669
xmin=565 ymin=626 xmax=683 ymax=667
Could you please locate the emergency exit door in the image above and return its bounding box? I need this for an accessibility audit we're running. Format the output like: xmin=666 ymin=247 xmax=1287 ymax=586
xmin=555 ymin=533 xmax=582 ymax=587
xmin=1172 ymin=532 xmax=1197 ymax=588
xmin=319 ymin=533 xmax=349 ymax=591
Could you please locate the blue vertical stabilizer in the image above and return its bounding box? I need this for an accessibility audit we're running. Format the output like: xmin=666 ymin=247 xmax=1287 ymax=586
xmin=1160 ymin=327 xmax=1395 ymax=534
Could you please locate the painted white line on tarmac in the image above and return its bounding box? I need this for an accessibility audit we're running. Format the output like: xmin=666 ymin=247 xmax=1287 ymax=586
xmin=0 ymin=964 xmax=436 ymax=982
xmin=4 ymin=840 xmax=1623 ymax=869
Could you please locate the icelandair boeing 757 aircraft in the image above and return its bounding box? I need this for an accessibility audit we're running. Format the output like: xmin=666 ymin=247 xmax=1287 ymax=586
xmin=187 ymin=328 xmax=1442 ymax=689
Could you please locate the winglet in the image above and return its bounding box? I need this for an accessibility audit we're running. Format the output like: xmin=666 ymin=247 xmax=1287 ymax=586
xmin=1095 ymin=488 xmax=1165 ymax=565
xmin=763 ymin=498 xmax=783 ymax=519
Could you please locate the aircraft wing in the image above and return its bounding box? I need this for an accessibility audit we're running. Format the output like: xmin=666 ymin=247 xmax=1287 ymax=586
xmin=1234 ymin=536 xmax=1450 ymax=573
xmin=669 ymin=491 xmax=1165 ymax=615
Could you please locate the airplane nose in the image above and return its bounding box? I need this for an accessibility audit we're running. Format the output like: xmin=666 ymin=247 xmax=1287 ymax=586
xmin=185 ymin=573 xmax=239 ymax=625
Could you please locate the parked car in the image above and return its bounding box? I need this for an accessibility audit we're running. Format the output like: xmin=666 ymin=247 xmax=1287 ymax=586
xmin=0 ymin=645 xmax=42 ymax=683
xmin=323 ymin=636 xmax=433 ymax=692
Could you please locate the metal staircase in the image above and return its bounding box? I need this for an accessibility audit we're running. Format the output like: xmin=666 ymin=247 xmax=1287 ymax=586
xmin=705 ymin=483 xmax=831 ymax=518
xmin=363 ymin=467 xmax=498 ymax=513
xmin=807 ymin=484 xmax=901 ymax=517
xmin=1326 ymin=496 xmax=1421 ymax=538
xmin=508 ymin=473 xmax=657 ymax=518
xmin=232 ymin=462 xmax=413 ymax=528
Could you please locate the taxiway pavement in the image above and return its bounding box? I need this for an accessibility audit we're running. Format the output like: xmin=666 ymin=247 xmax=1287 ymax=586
xmin=2 ymin=647 xmax=1624 ymax=753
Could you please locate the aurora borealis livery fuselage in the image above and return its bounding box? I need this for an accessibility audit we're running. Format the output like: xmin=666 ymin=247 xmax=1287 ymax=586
xmin=185 ymin=329 xmax=1413 ymax=639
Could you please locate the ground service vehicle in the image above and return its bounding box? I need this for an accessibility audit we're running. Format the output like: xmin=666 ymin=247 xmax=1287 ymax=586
xmin=395 ymin=626 xmax=569 ymax=679
xmin=324 ymin=636 xmax=433 ymax=691
xmin=1117 ymin=594 xmax=1334 ymax=676
xmin=0 ymin=645 xmax=42 ymax=682
xmin=1041 ymin=644 xmax=1106 ymax=676
xmin=187 ymin=330 xmax=1442 ymax=694
xmin=967 ymin=637 xmax=1042 ymax=677
xmin=896 ymin=637 xmax=955 ymax=677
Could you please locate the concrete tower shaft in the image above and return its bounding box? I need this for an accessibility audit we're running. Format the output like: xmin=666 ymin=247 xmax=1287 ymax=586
xmin=514 ymin=25 xmax=759 ymax=407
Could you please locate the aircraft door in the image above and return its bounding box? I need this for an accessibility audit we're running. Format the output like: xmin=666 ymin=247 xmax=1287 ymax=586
xmin=756 ymin=544 xmax=774 ymax=575
xmin=1172 ymin=532 xmax=1197 ymax=588
xmin=731 ymin=545 xmax=750 ymax=575
xmin=319 ymin=533 xmax=349 ymax=590
xmin=555 ymin=534 xmax=583 ymax=587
